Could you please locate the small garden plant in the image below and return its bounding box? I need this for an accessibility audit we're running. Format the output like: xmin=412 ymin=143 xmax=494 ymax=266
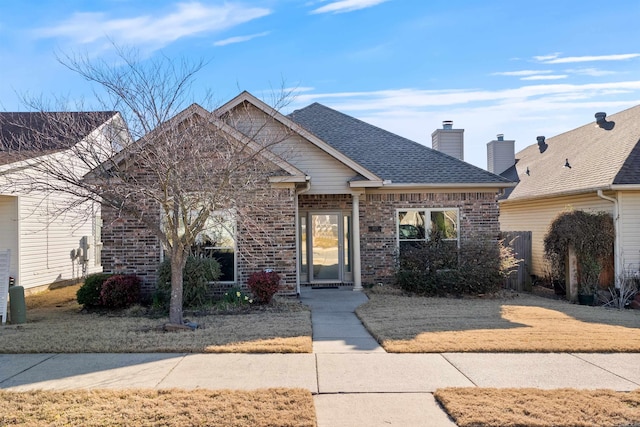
xmin=247 ymin=270 xmax=281 ymax=303
xmin=76 ymin=273 xmax=112 ymax=307
xmin=218 ymin=287 xmax=253 ymax=310
xmin=99 ymin=274 xmax=142 ymax=309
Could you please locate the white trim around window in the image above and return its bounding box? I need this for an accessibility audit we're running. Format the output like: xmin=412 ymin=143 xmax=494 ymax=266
xmin=396 ymin=208 xmax=460 ymax=250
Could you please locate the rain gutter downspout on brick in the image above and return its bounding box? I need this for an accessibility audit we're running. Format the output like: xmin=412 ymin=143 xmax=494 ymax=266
xmin=597 ymin=189 xmax=620 ymax=287
xmin=294 ymin=177 xmax=311 ymax=295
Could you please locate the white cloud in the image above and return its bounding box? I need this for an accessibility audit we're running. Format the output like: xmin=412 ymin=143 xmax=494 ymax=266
xmin=214 ymin=31 xmax=270 ymax=46
xmin=521 ymin=75 xmax=568 ymax=81
xmin=286 ymin=81 xmax=640 ymax=168
xmin=537 ymin=53 xmax=640 ymax=64
xmin=565 ymin=67 xmax=618 ymax=77
xmin=310 ymin=0 xmax=390 ymax=14
xmin=532 ymin=53 xmax=562 ymax=62
xmin=35 ymin=2 xmax=270 ymax=48
xmin=492 ymin=70 xmax=553 ymax=77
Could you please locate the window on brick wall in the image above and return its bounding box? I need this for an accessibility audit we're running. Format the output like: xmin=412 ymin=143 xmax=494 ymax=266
xmin=397 ymin=208 xmax=459 ymax=251
xmin=191 ymin=213 xmax=236 ymax=282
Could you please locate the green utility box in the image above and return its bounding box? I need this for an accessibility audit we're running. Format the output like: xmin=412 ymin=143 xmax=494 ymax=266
xmin=9 ymin=285 xmax=26 ymax=324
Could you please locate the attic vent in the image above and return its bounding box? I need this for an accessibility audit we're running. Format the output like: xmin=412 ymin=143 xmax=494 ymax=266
xmin=595 ymin=112 xmax=615 ymax=130
xmin=537 ymin=136 xmax=548 ymax=153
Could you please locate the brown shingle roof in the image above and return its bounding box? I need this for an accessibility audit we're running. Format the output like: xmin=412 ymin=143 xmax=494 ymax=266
xmin=0 ymin=111 xmax=117 ymax=165
xmin=506 ymin=104 xmax=640 ymax=201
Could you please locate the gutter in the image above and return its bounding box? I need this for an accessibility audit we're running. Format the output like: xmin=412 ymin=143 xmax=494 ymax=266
xmin=597 ymin=189 xmax=620 ymax=287
xmin=383 ymin=182 xmax=516 ymax=189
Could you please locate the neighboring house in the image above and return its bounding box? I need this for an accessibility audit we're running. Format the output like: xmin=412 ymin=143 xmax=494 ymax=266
xmin=497 ymin=104 xmax=640 ymax=282
xmin=101 ymin=92 xmax=513 ymax=294
xmin=0 ymin=112 xmax=119 ymax=292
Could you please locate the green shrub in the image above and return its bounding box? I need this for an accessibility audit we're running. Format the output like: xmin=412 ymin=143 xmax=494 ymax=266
xmin=156 ymin=256 xmax=221 ymax=309
xmin=247 ymin=270 xmax=281 ymax=303
xmin=76 ymin=273 xmax=112 ymax=307
xmin=99 ymin=274 xmax=141 ymax=309
xmin=395 ymin=233 xmax=514 ymax=296
xmin=395 ymin=229 xmax=459 ymax=296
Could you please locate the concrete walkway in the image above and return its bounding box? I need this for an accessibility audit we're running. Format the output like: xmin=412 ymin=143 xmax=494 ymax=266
xmin=299 ymin=286 xmax=385 ymax=353
xmin=0 ymin=289 xmax=639 ymax=426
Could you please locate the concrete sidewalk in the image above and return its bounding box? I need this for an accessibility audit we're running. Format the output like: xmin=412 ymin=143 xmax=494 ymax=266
xmin=0 ymin=352 xmax=639 ymax=425
xmin=1 ymin=288 xmax=639 ymax=426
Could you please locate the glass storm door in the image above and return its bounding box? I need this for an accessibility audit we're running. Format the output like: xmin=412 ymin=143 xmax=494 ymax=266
xmin=301 ymin=212 xmax=352 ymax=283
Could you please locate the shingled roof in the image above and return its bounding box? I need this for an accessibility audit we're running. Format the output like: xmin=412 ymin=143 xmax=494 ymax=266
xmin=0 ymin=111 xmax=117 ymax=165
xmin=504 ymin=104 xmax=640 ymax=201
xmin=288 ymin=103 xmax=512 ymax=186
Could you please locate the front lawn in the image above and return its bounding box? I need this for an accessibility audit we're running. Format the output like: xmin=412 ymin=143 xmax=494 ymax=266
xmin=435 ymin=388 xmax=640 ymax=427
xmin=357 ymin=288 xmax=640 ymax=352
xmin=0 ymin=388 xmax=316 ymax=427
xmin=0 ymin=285 xmax=312 ymax=353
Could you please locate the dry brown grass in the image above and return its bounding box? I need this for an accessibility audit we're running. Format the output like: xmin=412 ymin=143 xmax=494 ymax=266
xmin=435 ymin=387 xmax=640 ymax=427
xmin=1 ymin=285 xmax=312 ymax=353
xmin=0 ymin=388 xmax=316 ymax=427
xmin=357 ymin=291 xmax=640 ymax=352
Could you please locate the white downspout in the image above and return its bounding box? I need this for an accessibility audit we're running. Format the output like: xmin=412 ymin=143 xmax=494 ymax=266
xmin=597 ymin=189 xmax=620 ymax=287
xmin=295 ymin=177 xmax=311 ymax=295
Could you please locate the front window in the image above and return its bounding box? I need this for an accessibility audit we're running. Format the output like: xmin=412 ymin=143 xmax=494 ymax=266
xmin=397 ymin=208 xmax=459 ymax=251
xmin=191 ymin=213 xmax=236 ymax=282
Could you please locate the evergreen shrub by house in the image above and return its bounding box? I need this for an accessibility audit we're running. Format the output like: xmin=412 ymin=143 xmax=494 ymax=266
xmin=99 ymin=274 xmax=141 ymax=308
xmin=156 ymin=256 xmax=221 ymax=309
xmin=396 ymin=231 xmax=518 ymax=296
xmin=76 ymin=273 xmax=112 ymax=307
xmin=247 ymin=270 xmax=281 ymax=303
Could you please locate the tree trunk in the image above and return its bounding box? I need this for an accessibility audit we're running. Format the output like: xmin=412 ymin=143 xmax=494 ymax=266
xmin=169 ymin=252 xmax=187 ymax=324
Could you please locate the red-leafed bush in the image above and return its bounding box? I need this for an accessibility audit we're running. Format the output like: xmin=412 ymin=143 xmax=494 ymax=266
xmin=247 ymin=271 xmax=281 ymax=304
xmin=99 ymin=274 xmax=141 ymax=309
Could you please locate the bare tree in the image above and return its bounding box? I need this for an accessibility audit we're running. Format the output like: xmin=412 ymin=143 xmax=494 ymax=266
xmin=0 ymin=47 xmax=296 ymax=324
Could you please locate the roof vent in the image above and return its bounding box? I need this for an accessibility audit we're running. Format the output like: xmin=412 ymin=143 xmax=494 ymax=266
xmin=497 ymin=134 xmax=504 ymax=141
xmin=442 ymin=120 xmax=453 ymax=130
xmin=537 ymin=136 xmax=548 ymax=153
xmin=595 ymin=112 xmax=615 ymax=130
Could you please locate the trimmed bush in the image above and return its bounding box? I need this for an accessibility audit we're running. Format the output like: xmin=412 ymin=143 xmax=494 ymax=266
xmin=156 ymin=256 xmax=221 ymax=309
xmin=76 ymin=273 xmax=112 ymax=307
xmin=99 ymin=274 xmax=141 ymax=309
xmin=396 ymin=233 xmax=516 ymax=296
xmin=247 ymin=271 xmax=281 ymax=304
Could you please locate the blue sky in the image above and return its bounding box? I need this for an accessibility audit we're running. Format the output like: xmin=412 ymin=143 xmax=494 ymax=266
xmin=2 ymin=0 xmax=640 ymax=169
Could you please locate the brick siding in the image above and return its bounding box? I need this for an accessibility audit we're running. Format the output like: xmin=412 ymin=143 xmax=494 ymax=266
xmin=299 ymin=191 xmax=500 ymax=286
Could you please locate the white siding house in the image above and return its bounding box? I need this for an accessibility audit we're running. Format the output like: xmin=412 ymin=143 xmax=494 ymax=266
xmin=0 ymin=111 xmax=121 ymax=292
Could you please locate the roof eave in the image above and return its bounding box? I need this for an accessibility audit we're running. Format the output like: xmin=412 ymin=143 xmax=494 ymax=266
xmin=349 ymin=180 xmax=384 ymax=188
xmin=610 ymin=184 xmax=640 ymax=190
xmin=500 ymin=185 xmax=612 ymax=204
xmin=269 ymin=175 xmax=309 ymax=184
xmin=381 ymin=182 xmax=516 ymax=189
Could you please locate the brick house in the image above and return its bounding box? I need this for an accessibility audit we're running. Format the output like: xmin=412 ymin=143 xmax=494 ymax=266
xmin=101 ymin=92 xmax=513 ymax=294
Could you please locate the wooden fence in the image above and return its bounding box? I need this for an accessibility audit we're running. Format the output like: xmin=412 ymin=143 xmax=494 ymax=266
xmin=501 ymin=231 xmax=532 ymax=291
